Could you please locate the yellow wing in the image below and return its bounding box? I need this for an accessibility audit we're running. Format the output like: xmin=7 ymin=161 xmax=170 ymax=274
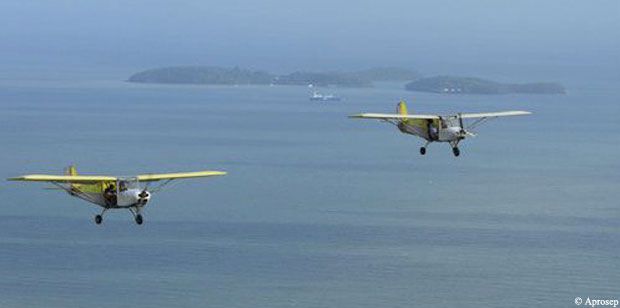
xmin=8 ymin=175 xmax=117 ymax=183
xmin=349 ymin=113 xmax=440 ymax=120
xmin=9 ymin=171 xmax=226 ymax=183
xmin=459 ymin=111 xmax=532 ymax=119
xmin=136 ymin=171 xmax=227 ymax=182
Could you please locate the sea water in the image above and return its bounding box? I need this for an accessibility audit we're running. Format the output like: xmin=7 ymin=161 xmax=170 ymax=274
xmin=0 ymin=68 xmax=618 ymax=307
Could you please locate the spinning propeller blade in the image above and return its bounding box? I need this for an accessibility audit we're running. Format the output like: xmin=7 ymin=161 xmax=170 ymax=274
xmin=457 ymin=113 xmax=475 ymax=137
xmin=137 ymin=181 xmax=151 ymax=205
xmin=139 ymin=181 xmax=150 ymax=197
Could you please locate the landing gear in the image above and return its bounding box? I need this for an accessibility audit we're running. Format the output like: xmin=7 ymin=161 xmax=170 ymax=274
xmin=449 ymin=140 xmax=461 ymax=157
xmin=420 ymin=141 xmax=430 ymax=155
xmin=95 ymin=208 xmax=107 ymax=225
xmin=128 ymin=207 xmax=144 ymax=225
xmin=135 ymin=214 xmax=143 ymax=225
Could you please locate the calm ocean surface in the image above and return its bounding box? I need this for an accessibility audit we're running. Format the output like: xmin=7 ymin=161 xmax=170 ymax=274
xmin=0 ymin=68 xmax=618 ymax=307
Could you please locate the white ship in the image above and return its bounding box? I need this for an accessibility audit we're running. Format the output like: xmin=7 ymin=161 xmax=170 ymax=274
xmin=309 ymin=91 xmax=341 ymax=101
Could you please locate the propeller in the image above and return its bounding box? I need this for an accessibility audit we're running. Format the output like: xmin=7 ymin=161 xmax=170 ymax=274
xmin=138 ymin=182 xmax=151 ymax=205
xmin=457 ymin=113 xmax=466 ymax=139
xmin=457 ymin=113 xmax=476 ymax=138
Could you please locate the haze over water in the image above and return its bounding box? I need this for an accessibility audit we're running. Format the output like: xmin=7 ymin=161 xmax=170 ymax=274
xmin=1 ymin=0 xmax=619 ymax=307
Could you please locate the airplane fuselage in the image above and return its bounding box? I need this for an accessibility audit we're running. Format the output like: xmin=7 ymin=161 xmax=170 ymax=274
xmin=398 ymin=120 xmax=465 ymax=143
xmin=68 ymin=183 xmax=150 ymax=209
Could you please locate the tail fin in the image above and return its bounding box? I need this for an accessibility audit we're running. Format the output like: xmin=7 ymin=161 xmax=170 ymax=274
xmin=63 ymin=165 xmax=79 ymax=195
xmin=397 ymin=101 xmax=408 ymax=116
xmin=64 ymin=165 xmax=77 ymax=176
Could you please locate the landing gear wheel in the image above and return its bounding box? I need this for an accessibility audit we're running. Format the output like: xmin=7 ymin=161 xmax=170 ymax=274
xmin=452 ymin=147 xmax=460 ymax=157
xmin=95 ymin=215 xmax=103 ymax=225
xmin=420 ymin=147 xmax=426 ymax=155
xmin=135 ymin=214 xmax=143 ymax=225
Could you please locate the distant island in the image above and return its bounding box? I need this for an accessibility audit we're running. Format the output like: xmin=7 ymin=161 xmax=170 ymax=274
xmin=405 ymin=76 xmax=566 ymax=95
xmin=128 ymin=66 xmax=420 ymax=88
xmin=127 ymin=66 xmax=275 ymax=85
xmin=128 ymin=67 xmax=565 ymax=94
xmin=348 ymin=67 xmax=421 ymax=81
xmin=274 ymin=71 xmax=371 ymax=87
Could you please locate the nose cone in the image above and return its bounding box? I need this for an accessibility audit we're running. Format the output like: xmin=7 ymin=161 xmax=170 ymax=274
xmin=137 ymin=191 xmax=150 ymax=205
xmin=446 ymin=127 xmax=466 ymax=140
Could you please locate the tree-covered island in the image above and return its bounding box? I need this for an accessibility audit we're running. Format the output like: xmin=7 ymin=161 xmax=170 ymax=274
xmin=128 ymin=66 xmax=419 ymax=88
xmin=128 ymin=67 xmax=565 ymax=94
xmin=405 ymin=76 xmax=566 ymax=94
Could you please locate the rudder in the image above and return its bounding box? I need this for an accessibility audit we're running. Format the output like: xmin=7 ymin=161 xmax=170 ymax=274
xmin=396 ymin=101 xmax=409 ymax=116
xmin=64 ymin=165 xmax=77 ymax=176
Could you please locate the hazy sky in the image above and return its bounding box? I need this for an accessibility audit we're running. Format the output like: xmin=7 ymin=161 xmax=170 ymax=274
xmin=1 ymin=0 xmax=618 ymax=78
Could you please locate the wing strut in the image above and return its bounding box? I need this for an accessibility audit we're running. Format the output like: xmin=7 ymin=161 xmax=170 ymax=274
xmin=466 ymin=116 xmax=494 ymax=131
xmin=148 ymin=179 xmax=177 ymax=193
xmin=51 ymin=182 xmax=102 ymax=206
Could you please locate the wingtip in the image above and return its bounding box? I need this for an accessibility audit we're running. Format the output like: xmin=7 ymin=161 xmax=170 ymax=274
xmin=204 ymin=170 xmax=227 ymax=176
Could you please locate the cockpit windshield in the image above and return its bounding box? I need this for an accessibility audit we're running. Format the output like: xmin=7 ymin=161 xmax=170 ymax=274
xmin=117 ymin=177 xmax=139 ymax=191
xmin=441 ymin=117 xmax=458 ymax=128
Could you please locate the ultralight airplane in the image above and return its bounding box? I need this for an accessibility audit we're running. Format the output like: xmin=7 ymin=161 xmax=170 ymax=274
xmin=9 ymin=166 xmax=226 ymax=225
xmin=349 ymin=101 xmax=531 ymax=156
